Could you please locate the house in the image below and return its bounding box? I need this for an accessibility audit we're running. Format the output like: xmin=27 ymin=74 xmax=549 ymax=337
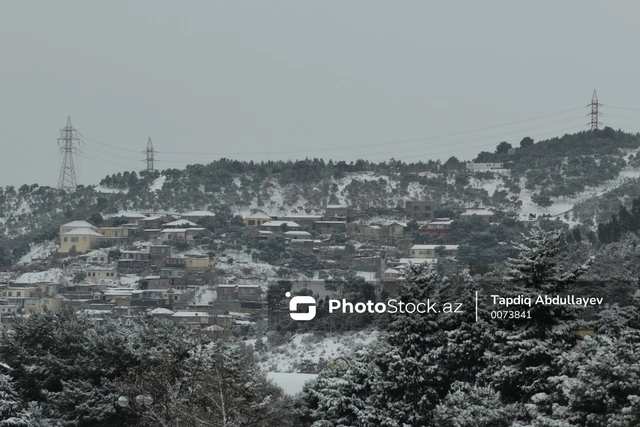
xmin=465 ymin=162 xmax=504 ymax=172
xmin=313 ymin=221 xmax=346 ymax=233
xmin=324 ymin=205 xmax=353 ymax=223
xmin=180 ymin=210 xmax=215 ymax=223
xmin=59 ymin=220 xmax=98 ymax=242
xmin=405 ymin=200 xmax=439 ymax=220
xmin=360 ymin=225 xmax=383 ymax=240
xmin=138 ymin=215 xmax=167 ymax=229
xmin=60 ymin=228 xmax=103 ymax=253
xmin=160 ymin=228 xmax=210 ymax=241
xmin=98 ymin=226 xmax=134 ymax=240
xmin=163 ymin=219 xmax=199 ymax=228
xmin=85 ymin=268 xmax=118 ymax=280
xmin=382 ymin=268 xmax=401 ymax=282
xmin=237 ymin=285 xmax=262 ymax=302
xmin=386 ymin=222 xmax=406 ymax=237
xmin=284 ymin=231 xmax=313 ymax=240
xmin=184 ymin=256 xmax=213 ymax=270
xmin=245 ymin=212 xmax=272 ymax=228
xmin=420 ymin=218 xmax=454 ymax=234
xmin=409 ymin=244 xmax=459 ymax=259
xmin=281 ymin=214 xmax=323 ymax=228
xmin=110 ymin=211 xmax=147 ymax=223
xmin=217 ymin=285 xmax=237 ymax=302
xmin=260 ymin=221 xmax=301 ymax=233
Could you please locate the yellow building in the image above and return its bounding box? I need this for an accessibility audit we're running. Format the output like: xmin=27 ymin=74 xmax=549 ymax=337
xmin=59 ymin=220 xmax=97 ymax=242
xmin=60 ymin=228 xmax=103 ymax=253
xmin=23 ymin=296 xmax=62 ymax=314
xmin=409 ymin=244 xmax=459 ymax=259
xmin=185 ymin=256 xmax=214 ymax=269
xmin=98 ymin=226 xmax=132 ymax=238
xmin=245 ymin=212 xmax=271 ymax=228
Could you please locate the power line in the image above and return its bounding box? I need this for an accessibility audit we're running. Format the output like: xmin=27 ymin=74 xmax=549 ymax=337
xmin=57 ymin=117 xmax=81 ymax=191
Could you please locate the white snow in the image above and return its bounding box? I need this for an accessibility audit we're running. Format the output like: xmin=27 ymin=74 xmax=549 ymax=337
xmin=150 ymin=175 xmax=166 ymax=192
xmin=266 ymin=372 xmax=318 ymax=395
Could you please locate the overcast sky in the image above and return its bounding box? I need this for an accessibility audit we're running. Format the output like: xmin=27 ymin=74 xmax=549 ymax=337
xmin=2 ymin=1 xmax=640 ymax=188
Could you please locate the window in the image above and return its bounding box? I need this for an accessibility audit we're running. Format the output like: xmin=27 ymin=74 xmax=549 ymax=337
xmin=102 ymin=231 xmax=105 ymax=235
xmin=414 ymin=206 xmax=420 ymax=211
xmin=83 ymin=237 xmax=87 ymax=242
xmin=248 ymin=220 xmax=255 ymax=225
xmin=64 ymin=237 xmax=68 ymax=242
xmin=424 ymin=206 xmax=431 ymax=211
xmin=71 ymin=237 xmax=78 ymax=243
xmin=8 ymin=292 xmax=12 ymax=297
xmin=222 ymin=288 xmax=229 ymax=294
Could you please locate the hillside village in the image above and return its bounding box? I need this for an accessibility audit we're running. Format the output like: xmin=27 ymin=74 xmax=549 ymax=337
xmin=0 ymin=194 xmax=510 ymax=331
xmin=2 ymin=136 xmax=640 ymax=333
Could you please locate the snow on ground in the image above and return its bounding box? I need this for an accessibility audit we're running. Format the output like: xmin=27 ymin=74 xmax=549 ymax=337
xmin=266 ymin=372 xmax=318 ymax=395
xmin=516 ymin=166 xmax=640 ymax=221
xmin=258 ymin=330 xmax=381 ymax=373
xmin=14 ymin=268 xmax=65 ymax=284
xmin=17 ymin=240 xmax=57 ymax=265
xmin=150 ymin=175 xmax=166 ymax=192
xmin=192 ymin=285 xmax=217 ymax=304
xmin=94 ymin=186 xmax=128 ymax=194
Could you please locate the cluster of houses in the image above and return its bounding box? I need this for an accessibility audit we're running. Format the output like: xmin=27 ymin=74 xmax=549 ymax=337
xmin=0 ymin=201 xmax=498 ymax=331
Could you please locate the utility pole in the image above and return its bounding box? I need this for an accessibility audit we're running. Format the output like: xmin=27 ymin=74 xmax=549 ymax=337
xmin=145 ymin=137 xmax=155 ymax=172
xmin=588 ymin=89 xmax=601 ymax=131
xmin=57 ymin=117 xmax=81 ymax=191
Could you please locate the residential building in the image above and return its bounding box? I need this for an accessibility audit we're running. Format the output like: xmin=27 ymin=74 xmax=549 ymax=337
xmin=260 ymin=221 xmax=301 ymax=233
xmin=59 ymin=220 xmax=98 ymax=242
xmin=419 ymin=218 xmax=454 ymax=234
xmin=409 ymin=244 xmax=459 ymax=259
xmin=405 ymin=200 xmax=439 ymax=220
xmin=60 ymin=228 xmax=103 ymax=253
xmin=281 ymin=214 xmax=323 ymax=228
xmin=180 ymin=210 xmax=215 ymax=223
xmin=324 ymin=205 xmax=353 ymax=222
xmin=460 ymin=209 xmax=494 ymax=218
xmin=465 ymin=162 xmax=504 ymax=172
xmin=245 ymin=212 xmax=272 ymax=228
xmin=313 ymin=221 xmax=346 ymax=233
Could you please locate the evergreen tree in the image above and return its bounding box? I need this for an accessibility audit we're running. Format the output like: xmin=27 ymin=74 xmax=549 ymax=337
xmin=485 ymin=227 xmax=593 ymax=404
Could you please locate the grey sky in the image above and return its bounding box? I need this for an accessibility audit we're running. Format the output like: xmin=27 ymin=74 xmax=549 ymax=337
xmin=2 ymin=1 xmax=640 ymax=188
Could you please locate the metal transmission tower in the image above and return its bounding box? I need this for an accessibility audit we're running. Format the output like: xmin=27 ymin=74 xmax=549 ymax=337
xmin=145 ymin=137 xmax=155 ymax=172
xmin=57 ymin=117 xmax=81 ymax=191
xmin=588 ymin=89 xmax=602 ymax=130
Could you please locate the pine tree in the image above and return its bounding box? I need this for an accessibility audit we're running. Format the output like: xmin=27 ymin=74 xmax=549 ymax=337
xmin=486 ymin=227 xmax=593 ymax=404
xmin=526 ymin=333 xmax=640 ymax=426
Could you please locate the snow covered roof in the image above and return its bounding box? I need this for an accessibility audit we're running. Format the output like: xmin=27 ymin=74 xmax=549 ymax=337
xmin=460 ymin=209 xmax=494 ymax=217
xmin=15 ymin=269 xmax=63 ymax=284
xmin=398 ymin=258 xmax=438 ymax=265
xmin=112 ymin=212 xmax=146 ymax=219
xmin=171 ymin=311 xmax=208 ymax=317
xmin=160 ymin=228 xmax=207 ymax=233
xmin=284 ymin=231 xmax=312 ymax=237
xmin=63 ymin=228 xmax=103 ymax=237
xmin=164 ymin=219 xmax=199 ymax=227
xmin=61 ymin=220 xmax=95 ymax=229
xmin=245 ymin=212 xmax=271 ymax=219
xmin=326 ymin=204 xmax=349 ymax=208
xmin=410 ymin=245 xmax=459 ymax=250
xmin=182 ymin=210 xmax=215 ymax=217
xmin=139 ymin=215 xmax=163 ymax=221
xmin=384 ymin=268 xmax=400 ymax=274
xmin=366 ymin=225 xmax=382 ymax=230
xmin=634 ymin=289 xmax=640 ymax=299
xmin=149 ymin=307 xmax=174 ymax=315
xmin=262 ymin=221 xmax=301 ymax=228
